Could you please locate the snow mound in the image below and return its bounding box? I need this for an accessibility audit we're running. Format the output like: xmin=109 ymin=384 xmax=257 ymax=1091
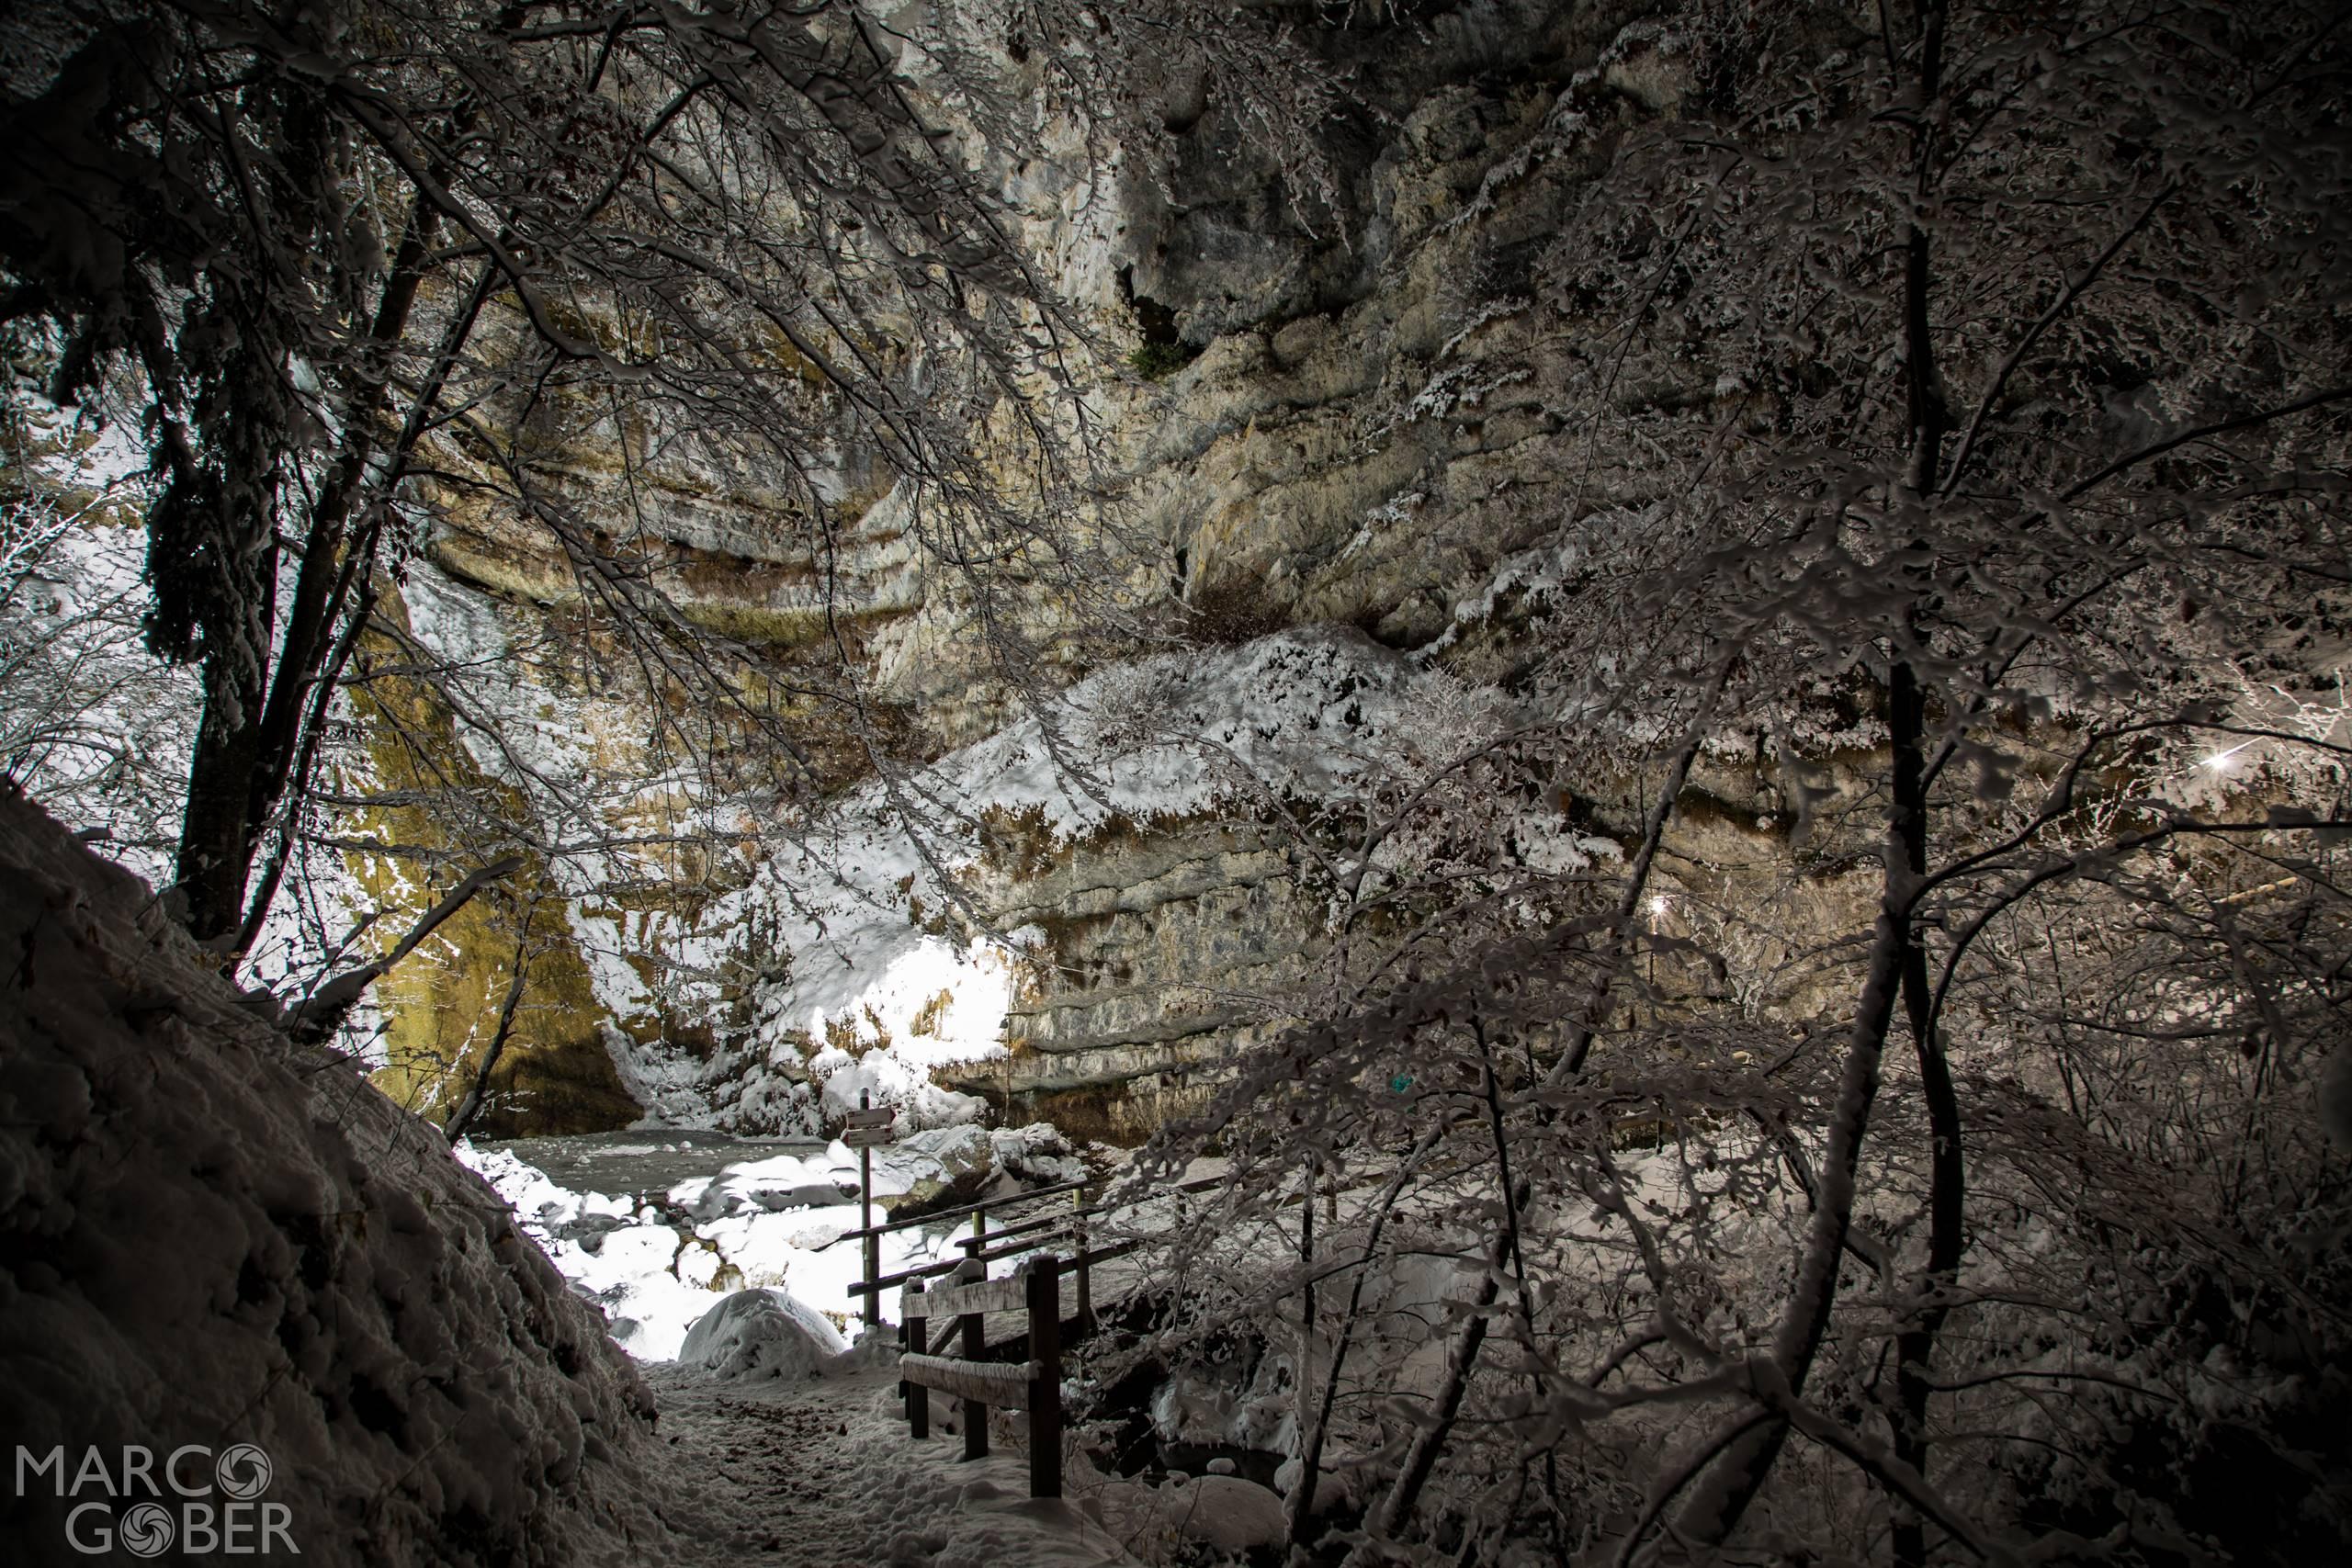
xmin=1162 ymin=1474 xmax=1288 ymax=1551
xmin=0 ymin=795 xmax=668 ymax=1565
xmin=1087 ymin=1472 xmax=1289 ymax=1554
xmin=677 ymin=1288 xmax=847 ymax=1382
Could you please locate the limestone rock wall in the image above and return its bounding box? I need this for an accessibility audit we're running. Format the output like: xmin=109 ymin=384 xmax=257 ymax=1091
xmin=953 ymin=819 xmax=1324 ymax=1141
xmin=356 ymin=3 xmax=1861 ymax=1140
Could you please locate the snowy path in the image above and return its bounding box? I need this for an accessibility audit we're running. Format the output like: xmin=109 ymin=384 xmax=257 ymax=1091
xmin=640 ymin=1359 xmax=1150 ymax=1567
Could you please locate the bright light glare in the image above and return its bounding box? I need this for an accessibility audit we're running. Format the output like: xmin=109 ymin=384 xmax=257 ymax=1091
xmin=1646 ymin=894 xmax=1671 ymax=917
xmin=2202 ymin=742 xmax=2253 ymax=772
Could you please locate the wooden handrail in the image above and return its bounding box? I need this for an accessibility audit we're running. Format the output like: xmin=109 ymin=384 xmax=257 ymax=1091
xmin=919 ymin=1271 xmax=1031 ymax=1319
xmin=967 ymin=1232 xmax=1061 ymax=1266
xmin=954 ymin=1208 xmax=1068 ymax=1251
xmin=1074 ymin=1235 xmax=1144 ymax=1268
xmin=820 ymin=1177 xmax=1090 ymax=1247
xmin=845 ymin=1255 xmax=968 ymax=1298
xmin=949 ymin=1172 xmax=1229 ymax=1253
xmin=838 ymin=1169 xmax=1232 ymax=1250
xmin=900 ymin=1257 xmax=1065 ymax=1497
xmin=847 ymin=1170 xmax=1227 ymax=1297
xmin=899 ymin=1353 xmax=1040 ymax=1404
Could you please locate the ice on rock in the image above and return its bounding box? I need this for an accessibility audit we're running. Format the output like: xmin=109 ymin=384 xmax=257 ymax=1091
xmin=676 ymin=1150 xmax=857 ymax=1219
xmin=990 ymin=1122 xmax=1086 ymax=1186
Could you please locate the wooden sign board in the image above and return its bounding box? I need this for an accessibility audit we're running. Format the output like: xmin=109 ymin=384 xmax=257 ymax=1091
xmin=842 ymin=1125 xmax=896 ymax=1149
xmin=842 ymin=1106 xmax=897 ymax=1130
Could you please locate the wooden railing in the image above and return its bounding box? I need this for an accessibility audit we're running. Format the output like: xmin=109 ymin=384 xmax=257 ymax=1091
xmin=899 ymin=1257 xmax=1067 ymax=1496
xmin=842 ymin=1172 xmax=1226 ymax=1321
xmin=828 ymin=1177 xmax=1084 ymax=1324
xmin=875 ymin=1172 xmax=1231 ymax=1498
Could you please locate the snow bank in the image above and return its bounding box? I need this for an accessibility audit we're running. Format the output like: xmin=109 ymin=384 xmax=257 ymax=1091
xmin=1089 ymin=1472 xmax=1289 ymax=1554
xmin=676 ymin=1288 xmax=846 ymax=1382
xmin=0 ymin=795 xmax=667 ymax=1564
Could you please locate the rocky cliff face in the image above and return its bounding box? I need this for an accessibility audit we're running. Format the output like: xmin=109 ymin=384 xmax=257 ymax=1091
xmin=352 ymin=2 xmax=1897 ymax=1141
xmin=930 ymin=813 xmax=1325 ymax=1143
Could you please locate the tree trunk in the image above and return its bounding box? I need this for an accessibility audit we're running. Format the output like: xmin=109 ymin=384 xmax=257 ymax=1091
xmin=1288 ymin=1130 xmax=1442 ymax=1552
xmin=175 ymin=643 xmax=270 ymax=942
xmin=1660 ymin=891 xmax=1909 ymax=1551
xmin=1349 ymin=718 xmax=1717 ymax=1560
xmin=173 ymin=197 xmax=439 ymax=944
xmin=1889 ymin=5 xmax=1960 ymax=1546
xmin=1892 ymin=654 xmax=1965 ymax=1568
xmin=445 ymin=920 xmax=532 ymax=1145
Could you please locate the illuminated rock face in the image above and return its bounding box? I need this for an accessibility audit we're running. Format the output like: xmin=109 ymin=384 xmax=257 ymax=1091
xmin=951 ymin=820 xmax=1326 ymax=1144
xmin=347 ymin=4 xmax=1784 ymax=1141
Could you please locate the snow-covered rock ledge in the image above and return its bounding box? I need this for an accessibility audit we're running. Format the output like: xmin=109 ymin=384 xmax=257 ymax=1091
xmin=0 ymin=794 xmax=672 ymax=1564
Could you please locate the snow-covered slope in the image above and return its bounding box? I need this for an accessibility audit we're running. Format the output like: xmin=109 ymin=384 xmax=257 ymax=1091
xmin=0 ymin=794 xmax=666 ymax=1565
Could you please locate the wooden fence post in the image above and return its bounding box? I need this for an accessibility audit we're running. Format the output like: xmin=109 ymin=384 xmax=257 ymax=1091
xmin=859 ymin=1091 xmax=880 ymax=1327
xmin=902 ymin=1280 xmax=929 ymax=1438
xmin=955 ymin=1258 xmax=988 ymax=1461
xmin=1072 ymin=1215 xmax=1092 ymax=1338
xmin=1025 ymin=1256 xmax=1063 ymax=1499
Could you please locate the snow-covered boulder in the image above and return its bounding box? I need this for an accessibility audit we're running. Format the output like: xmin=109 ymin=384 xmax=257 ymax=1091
xmin=0 ymin=796 xmax=666 ymax=1564
xmin=677 ymin=1288 xmax=846 ymax=1382
xmin=675 ymin=1149 xmax=856 ymax=1221
xmin=1169 ymin=1475 xmax=1287 ymax=1551
xmin=989 ymin=1122 xmax=1086 ymax=1186
xmin=857 ymin=1123 xmax=998 ymax=1213
xmin=1092 ymin=1472 xmax=1289 ymax=1554
xmin=1274 ymin=1452 xmax=1364 ymax=1518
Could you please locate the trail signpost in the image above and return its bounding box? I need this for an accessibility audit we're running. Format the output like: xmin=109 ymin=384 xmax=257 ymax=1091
xmin=845 ymin=1094 xmax=896 ymax=1324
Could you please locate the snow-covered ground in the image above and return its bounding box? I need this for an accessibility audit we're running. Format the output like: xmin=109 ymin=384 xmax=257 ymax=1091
xmin=641 ymin=1356 xmax=1153 ymax=1568
xmin=458 ymin=1125 xmax=1091 ymax=1360
xmin=636 ymin=1260 xmax=1296 ymax=1568
xmin=647 ymin=1339 xmax=1325 ymax=1566
xmin=453 ymin=1126 xmax=1306 ymax=1564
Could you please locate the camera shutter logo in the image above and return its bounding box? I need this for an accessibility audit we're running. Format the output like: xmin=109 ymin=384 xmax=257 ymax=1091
xmin=215 ymin=1444 xmax=272 ymax=1500
xmin=118 ymin=1502 xmax=175 ymax=1558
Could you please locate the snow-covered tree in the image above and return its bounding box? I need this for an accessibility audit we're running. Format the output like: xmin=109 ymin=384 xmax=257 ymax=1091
xmin=0 ymin=0 xmax=1337 ymax=1010
xmin=1115 ymin=4 xmax=2352 ymax=1562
